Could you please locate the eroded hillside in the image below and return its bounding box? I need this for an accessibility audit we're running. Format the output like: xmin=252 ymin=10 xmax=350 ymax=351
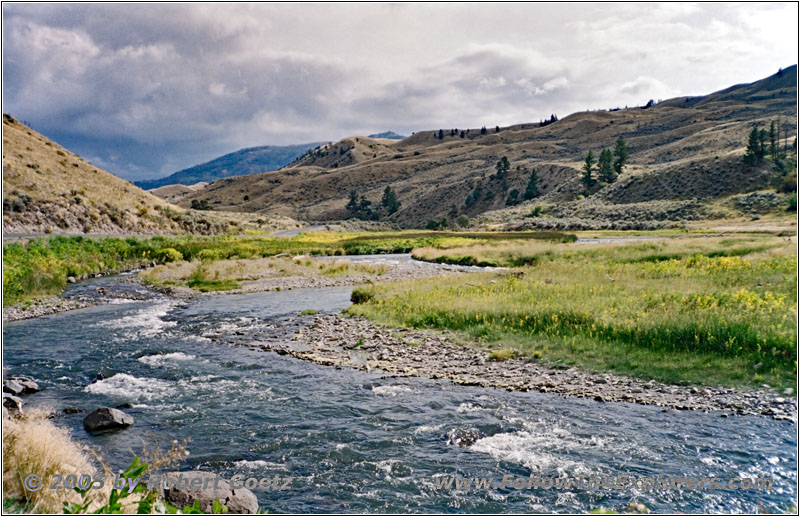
xmin=180 ymin=67 xmax=797 ymax=228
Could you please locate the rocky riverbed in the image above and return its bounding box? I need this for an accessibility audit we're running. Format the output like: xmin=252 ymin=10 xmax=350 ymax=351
xmin=3 ymin=297 xmax=96 ymax=322
xmin=247 ymin=314 xmax=797 ymax=421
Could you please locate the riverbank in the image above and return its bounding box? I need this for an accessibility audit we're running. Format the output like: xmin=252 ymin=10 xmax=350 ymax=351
xmin=275 ymin=314 xmax=796 ymax=419
xmin=3 ymin=254 xmax=467 ymax=321
xmin=3 ymin=297 xmax=96 ymax=322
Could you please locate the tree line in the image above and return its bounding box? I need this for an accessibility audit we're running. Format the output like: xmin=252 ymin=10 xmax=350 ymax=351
xmin=345 ymin=186 xmax=401 ymax=221
xmin=581 ymin=136 xmax=628 ymax=192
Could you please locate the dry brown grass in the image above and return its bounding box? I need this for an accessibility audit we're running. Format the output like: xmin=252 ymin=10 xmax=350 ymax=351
xmin=1 ymin=115 xmax=304 ymax=235
xmin=3 ymin=410 xmax=103 ymax=513
xmin=2 ymin=115 xmax=186 ymax=234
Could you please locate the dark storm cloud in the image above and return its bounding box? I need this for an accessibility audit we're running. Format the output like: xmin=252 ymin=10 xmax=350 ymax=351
xmin=2 ymin=3 xmax=796 ymax=180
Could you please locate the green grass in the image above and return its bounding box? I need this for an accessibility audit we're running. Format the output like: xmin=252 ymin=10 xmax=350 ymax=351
xmin=349 ymin=236 xmax=797 ymax=389
xmin=299 ymin=309 xmax=318 ymax=316
xmin=3 ymin=231 xmax=572 ymax=306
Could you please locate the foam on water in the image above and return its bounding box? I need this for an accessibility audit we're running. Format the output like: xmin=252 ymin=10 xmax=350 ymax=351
xmin=97 ymin=300 xmax=178 ymax=338
xmin=138 ymin=352 xmax=198 ymax=366
xmin=372 ymin=385 xmax=414 ymax=397
xmin=84 ymin=373 xmax=174 ymax=400
xmin=470 ymin=429 xmax=585 ymax=475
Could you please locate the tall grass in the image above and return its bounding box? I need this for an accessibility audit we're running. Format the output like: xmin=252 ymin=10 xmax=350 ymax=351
xmin=350 ymin=236 xmax=797 ymax=387
xmin=3 ymin=411 xmax=102 ymax=513
xmin=4 ymin=231 xmax=572 ymax=305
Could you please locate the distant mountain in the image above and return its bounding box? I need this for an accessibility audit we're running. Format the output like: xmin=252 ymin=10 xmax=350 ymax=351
xmin=368 ymin=131 xmax=405 ymax=140
xmin=135 ymin=142 xmax=324 ymax=190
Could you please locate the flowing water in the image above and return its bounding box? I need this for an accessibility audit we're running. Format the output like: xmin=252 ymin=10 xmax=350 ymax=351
xmin=3 ymin=259 xmax=797 ymax=513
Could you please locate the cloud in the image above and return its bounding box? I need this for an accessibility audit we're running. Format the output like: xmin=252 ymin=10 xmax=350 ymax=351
xmin=2 ymin=3 xmax=796 ymax=180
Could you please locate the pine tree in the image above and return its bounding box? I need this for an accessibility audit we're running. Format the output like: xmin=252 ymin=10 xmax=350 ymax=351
xmin=481 ymin=126 xmax=487 ymax=135
xmin=744 ymin=126 xmax=761 ymax=165
xmin=582 ymin=151 xmax=596 ymax=189
xmin=346 ymin=190 xmax=359 ymax=212
xmin=598 ymin=149 xmax=615 ymax=183
xmin=381 ymin=186 xmax=401 ymax=214
xmin=523 ymin=169 xmax=540 ymax=200
xmin=506 ymin=189 xmax=519 ymax=205
xmin=758 ymin=128 xmax=768 ymax=162
xmin=769 ymin=121 xmax=778 ymax=160
xmin=613 ymin=136 xmax=628 ymax=174
xmin=438 ymin=129 xmax=444 ymax=140
xmin=495 ymin=156 xmax=510 ymax=180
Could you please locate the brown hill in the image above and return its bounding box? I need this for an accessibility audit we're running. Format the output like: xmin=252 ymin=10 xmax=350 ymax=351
xmin=182 ymin=67 xmax=795 ymax=227
xmin=149 ymin=182 xmax=209 ymax=202
xmin=2 ymin=115 xmax=230 ymax=235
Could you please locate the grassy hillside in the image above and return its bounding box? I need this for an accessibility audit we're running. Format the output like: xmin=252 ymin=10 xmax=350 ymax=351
xmin=1 ymin=116 xmax=303 ymax=236
xmin=2 ymin=115 xmax=194 ymax=235
xmin=148 ymin=182 xmax=208 ymax=202
xmin=135 ymin=142 xmax=324 ymax=191
xmin=179 ymin=66 xmax=797 ymax=228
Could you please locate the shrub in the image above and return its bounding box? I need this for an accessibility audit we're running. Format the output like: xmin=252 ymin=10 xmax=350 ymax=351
xmin=351 ymin=288 xmax=374 ymax=304
xmin=154 ymin=248 xmax=183 ymax=263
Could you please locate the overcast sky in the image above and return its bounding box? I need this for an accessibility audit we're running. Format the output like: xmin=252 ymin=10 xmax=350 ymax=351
xmin=3 ymin=3 xmax=797 ymax=181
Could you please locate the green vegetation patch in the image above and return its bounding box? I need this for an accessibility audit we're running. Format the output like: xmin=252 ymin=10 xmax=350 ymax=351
xmin=349 ymin=236 xmax=797 ymax=388
xmin=3 ymin=231 xmax=573 ymax=306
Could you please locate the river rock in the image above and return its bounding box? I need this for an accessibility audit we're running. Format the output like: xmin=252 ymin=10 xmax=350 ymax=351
xmin=67 ymin=276 xmax=77 ymax=283
xmin=3 ymin=393 xmax=23 ymax=413
xmin=83 ymin=407 xmax=134 ymax=433
xmin=10 ymin=376 xmax=40 ymax=394
xmin=161 ymin=471 xmax=258 ymax=514
xmin=3 ymin=380 xmax=25 ymax=396
xmin=447 ymin=428 xmax=483 ymax=447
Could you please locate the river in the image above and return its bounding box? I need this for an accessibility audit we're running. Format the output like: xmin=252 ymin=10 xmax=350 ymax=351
xmin=2 ymin=261 xmax=796 ymax=513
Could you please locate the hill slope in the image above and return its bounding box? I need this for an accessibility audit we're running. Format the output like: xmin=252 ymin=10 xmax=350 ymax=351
xmin=179 ymin=66 xmax=797 ymax=227
xmin=2 ymin=115 xmax=223 ymax=235
xmin=135 ymin=142 xmax=324 ymax=191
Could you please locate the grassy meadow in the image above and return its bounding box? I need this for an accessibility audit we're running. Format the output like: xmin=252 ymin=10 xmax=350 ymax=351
xmin=2 ymin=230 xmax=572 ymax=304
xmin=351 ymin=234 xmax=797 ymax=388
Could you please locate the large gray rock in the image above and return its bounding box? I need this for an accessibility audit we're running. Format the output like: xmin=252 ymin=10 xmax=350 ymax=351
xmin=3 ymin=380 xmax=25 ymax=396
xmin=3 ymin=393 xmax=23 ymax=413
xmin=160 ymin=471 xmax=258 ymax=514
xmin=9 ymin=376 xmax=40 ymax=394
xmin=83 ymin=407 xmax=134 ymax=433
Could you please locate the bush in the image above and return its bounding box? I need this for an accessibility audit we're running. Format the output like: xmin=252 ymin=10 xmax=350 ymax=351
xmin=154 ymin=248 xmax=183 ymax=263
xmin=350 ymin=288 xmax=374 ymax=304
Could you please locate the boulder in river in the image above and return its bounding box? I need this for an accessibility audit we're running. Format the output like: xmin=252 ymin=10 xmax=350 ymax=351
xmin=3 ymin=379 xmax=25 ymax=396
xmin=160 ymin=471 xmax=258 ymax=514
xmin=3 ymin=393 xmax=23 ymax=413
xmin=9 ymin=376 xmax=40 ymax=394
xmin=83 ymin=407 xmax=134 ymax=433
xmin=447 ymin=428 xmax=483 ymax=447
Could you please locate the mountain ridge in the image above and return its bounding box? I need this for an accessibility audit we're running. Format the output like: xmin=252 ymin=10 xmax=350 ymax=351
xmin=178 ymin=66 xmax=797 ymax=227
xmin=135 ymin=142 xmax=324 ymax=190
